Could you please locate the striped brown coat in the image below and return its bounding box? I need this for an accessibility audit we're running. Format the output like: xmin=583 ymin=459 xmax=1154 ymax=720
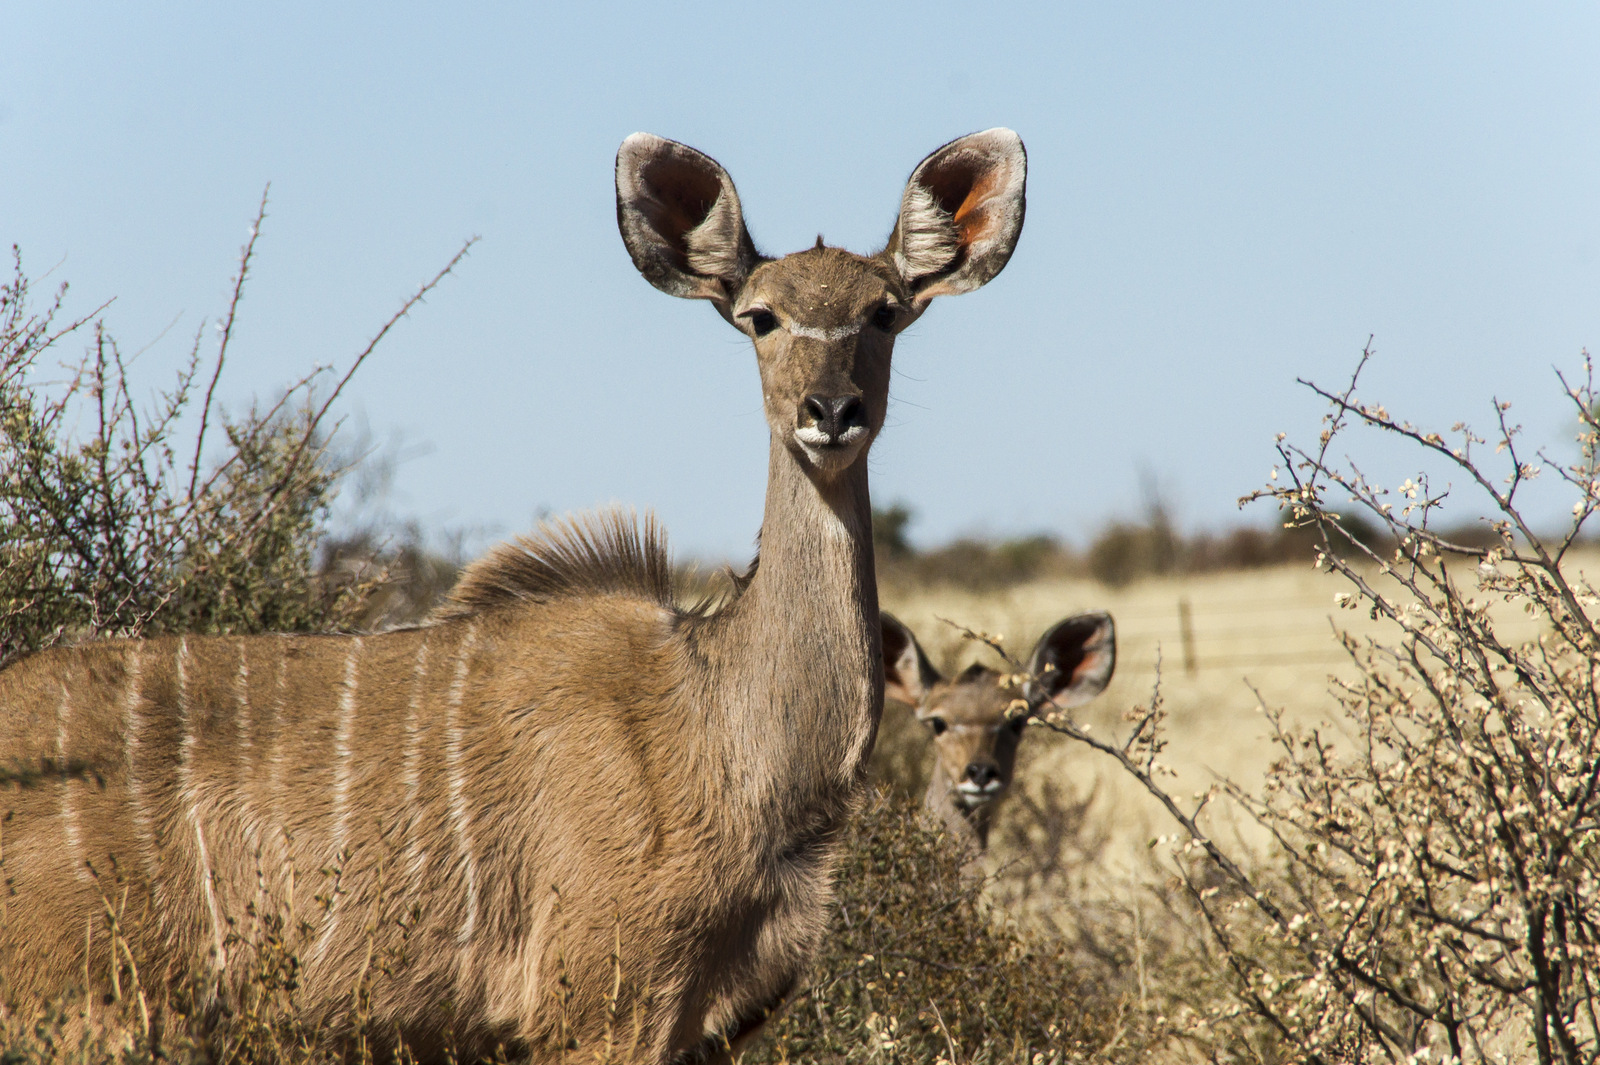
xmin=0 ymin=129 xmax=1028 ymax=1063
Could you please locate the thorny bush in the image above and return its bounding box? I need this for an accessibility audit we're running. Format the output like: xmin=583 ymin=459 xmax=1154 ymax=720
xmin=1033 ymin=346 xmax=1600 ymax=1064
xmin=0 ymin=197 xmax=473 ymax=667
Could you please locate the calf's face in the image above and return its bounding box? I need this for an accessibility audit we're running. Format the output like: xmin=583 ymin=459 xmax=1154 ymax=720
xmin=880 ymin=612 xmax=1117 ymax=817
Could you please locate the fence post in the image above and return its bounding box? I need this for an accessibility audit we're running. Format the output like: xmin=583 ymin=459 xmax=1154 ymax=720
xmin=1178 ymin=597 xmax=1197 ymax=676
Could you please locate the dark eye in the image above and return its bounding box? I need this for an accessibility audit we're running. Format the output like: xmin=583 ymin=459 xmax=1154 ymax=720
xmin=871 ymin=305 xmax=896 ymax=332
xmin=747 ymin=310 xmax=778 ymax=337
xmin=926 ymin=716 xmax=948 ymax=736
xmin=1008 ymin=716 xmax=1028 ymax=735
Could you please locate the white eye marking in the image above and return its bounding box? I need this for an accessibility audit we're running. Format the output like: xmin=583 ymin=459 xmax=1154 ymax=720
xmin=786 ymin=320 xmax=864 ymax=342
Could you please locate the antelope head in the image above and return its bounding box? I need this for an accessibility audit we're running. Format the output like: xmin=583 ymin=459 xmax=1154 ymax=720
xmin=881 ymin=612 xmax=1116 ymax=847
xmin=616 ymin=130 xmax=1027 ymax=484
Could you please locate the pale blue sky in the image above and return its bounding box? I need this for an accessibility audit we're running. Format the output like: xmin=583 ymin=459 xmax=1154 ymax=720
xmin=4 ymin=3 xmax=1597 ymax=559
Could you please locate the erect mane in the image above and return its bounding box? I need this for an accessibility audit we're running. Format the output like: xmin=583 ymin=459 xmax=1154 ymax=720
xmin=434 ymin=508 xmax=675 ymax=618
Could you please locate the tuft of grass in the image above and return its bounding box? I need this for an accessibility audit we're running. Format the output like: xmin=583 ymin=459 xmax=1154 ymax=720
xmin=0 ymin=856 xmax=431 ymax=1065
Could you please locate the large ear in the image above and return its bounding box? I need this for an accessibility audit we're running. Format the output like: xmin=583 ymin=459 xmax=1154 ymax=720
xmin=616 ymin=133 xmax=762 ymax=313
xmin=1025 ymin=612 xmax=1115 ymax=710
xmin=885 ymin=128 xmax=1027 ymax=305
xmin=881 ymin=612 xmax=941 ymax=707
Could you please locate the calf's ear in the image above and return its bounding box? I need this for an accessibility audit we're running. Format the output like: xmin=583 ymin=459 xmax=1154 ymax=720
xmin=881 ymin=612 xmax=941 ymax=707
xmin=1025 ymin=612 xmax=1115 ymax=710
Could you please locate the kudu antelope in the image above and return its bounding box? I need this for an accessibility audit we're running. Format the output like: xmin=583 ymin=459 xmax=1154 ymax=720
xmin=880 ymin=612 xmax=1115 ymax=852
xmin=0 ymin=130 xmax=1028 ymax=1062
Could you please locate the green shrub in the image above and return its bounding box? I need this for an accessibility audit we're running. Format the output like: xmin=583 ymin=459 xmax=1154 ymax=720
xmin=872 ymin=501 xmax=1390 ymax=593
xmin=873 ymin=504 xmax=1082 ymax=591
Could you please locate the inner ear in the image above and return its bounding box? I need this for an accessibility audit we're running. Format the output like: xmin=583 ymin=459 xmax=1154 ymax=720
xmin=885 ymin=128 xmax=1027 ymax=303
xmin=881 ymin=612 xmax=941 ymax=706
xmin=616 ymin=133 xmax=762 ymax=311
xmin=1026 ymin=612 xmax=1116 ymax=710
xmin=638 ymin=158 xmax=724 ymax=258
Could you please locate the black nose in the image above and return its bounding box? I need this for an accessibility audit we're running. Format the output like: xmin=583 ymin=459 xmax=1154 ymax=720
xmin=803 ymin=394 xmax=864 ymax=442
xmin=965 ymin=764 xmax=1000 ymax=788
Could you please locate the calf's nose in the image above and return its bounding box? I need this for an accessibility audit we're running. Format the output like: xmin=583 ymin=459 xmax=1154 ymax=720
xmin=965 ymin=763 xmax=1000 ymax=788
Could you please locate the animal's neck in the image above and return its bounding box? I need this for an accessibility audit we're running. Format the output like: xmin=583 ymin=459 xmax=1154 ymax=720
xmin=697 ymin=437 xmax=881 ymax=814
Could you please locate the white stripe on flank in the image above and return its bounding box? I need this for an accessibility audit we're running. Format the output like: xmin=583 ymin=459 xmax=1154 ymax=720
xmin=123 ymin=648 xmax=160 ymax=901
xmin=402 ymin=637 xmax=430 ymax=888
xmin=234 ymin=641 xmax=252 ymax=759
xmin=315 ymin=638 xmax=363 ymax=961
xmin=56 ymin=681 xmax=88 ymax=883
xmin=234 ymin=641 xmax=257 ymax=854
xmin=266 ymin=637 xmax=290 ymax=903
xmin=445 ymin=623 xmax=480 ymax=944
xmin=178 ymin=638 xmax=228 ymax=969
xmin=330 ymin=639 xmax=363 ymax=864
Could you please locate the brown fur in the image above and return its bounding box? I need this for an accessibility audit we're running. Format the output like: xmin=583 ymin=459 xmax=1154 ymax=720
xmin=881 ymin=612 xmax=1115 ymax=853
xmin=0 ymin=130 xmax=1027 ymax=1063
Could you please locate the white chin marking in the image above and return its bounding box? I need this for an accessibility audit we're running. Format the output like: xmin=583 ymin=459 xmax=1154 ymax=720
xmin=956 ymin=782 xmax=1004 ymax=809
xmin=793 ymin=425 xmax=867 ymax=470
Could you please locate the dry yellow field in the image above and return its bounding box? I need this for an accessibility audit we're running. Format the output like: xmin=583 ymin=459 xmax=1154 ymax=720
xmin=881 ymin=547 xmax=1586 ymax=892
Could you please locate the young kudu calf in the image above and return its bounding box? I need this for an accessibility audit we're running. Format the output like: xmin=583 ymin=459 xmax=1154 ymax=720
xmin=880 ymin=612 xmax=1115 ymax=853
xmin=0 ymin=131 xmax=1027 ymax=1062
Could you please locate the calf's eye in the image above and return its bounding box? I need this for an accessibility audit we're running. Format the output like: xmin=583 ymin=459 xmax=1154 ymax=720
xmin=748 ymin=310 xmax=778 ymax=336
xmin=925 ymin=716 xmax=948 ymax=736
xmin=871 ymin=306 xmax=896 ymax=332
